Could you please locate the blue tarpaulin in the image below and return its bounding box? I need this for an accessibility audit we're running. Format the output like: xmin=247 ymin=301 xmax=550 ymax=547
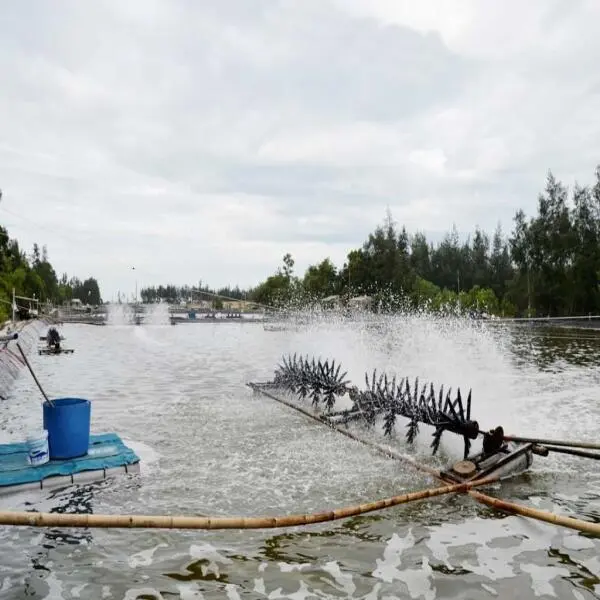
xmin=0 ymin=433 xmax=140 ymax=487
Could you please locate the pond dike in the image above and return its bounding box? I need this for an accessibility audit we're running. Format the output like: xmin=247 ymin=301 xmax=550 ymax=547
xmin=0 ymin=319 xmax=49 ymax=400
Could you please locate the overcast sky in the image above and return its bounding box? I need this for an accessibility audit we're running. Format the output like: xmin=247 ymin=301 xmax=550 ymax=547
xmin=1 ymin=0 xmax=599 ymax=301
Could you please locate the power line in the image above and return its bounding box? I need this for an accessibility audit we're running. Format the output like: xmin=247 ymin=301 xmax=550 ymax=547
xmin=0 ymin=206 xmax=89 ymax=247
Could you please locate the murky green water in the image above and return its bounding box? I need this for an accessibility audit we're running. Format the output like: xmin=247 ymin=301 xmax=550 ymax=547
xmin=0 ymin=314 xmax=599 ymax=599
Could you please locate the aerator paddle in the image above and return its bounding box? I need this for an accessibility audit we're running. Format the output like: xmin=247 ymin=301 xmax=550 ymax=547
xmin=270 ymin=352 xmax=599 ymax=462
xmin=273 ymin=352 xmax=479 ymax=459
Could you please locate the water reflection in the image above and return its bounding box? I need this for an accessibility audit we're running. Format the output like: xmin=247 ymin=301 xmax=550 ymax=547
xmin=22 ymin=483 xmax=96 ymax=596
xmin=501 ymin=323 xmax=600 ymax=370
xmin=164 ymin=558 xmax=231 ymax=583
xmin=548 ymin=548 xmax=600 ymax=591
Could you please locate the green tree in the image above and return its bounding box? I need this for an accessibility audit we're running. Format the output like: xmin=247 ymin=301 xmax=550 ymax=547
xmin=249 ymin=254 xmax=301 ymax=307
xmin=430 ymin=225 xmax=462 ymax=292
xmin=570 ymin=182 xmax=600 ymax=314
xmin=410 ymin=233 xmax=432 ymax=281
xmin=349 ymin=209 xmax=415 ymax=308
xmin=411 ymin=277 xmax=440 ymax=308
xmin=471 ymin=227 xmax=490 ymax=289
xmin=490 ymin=223 xmax=513 ymax=301
xmin=303 ymin=258 xmax=338 ymax=300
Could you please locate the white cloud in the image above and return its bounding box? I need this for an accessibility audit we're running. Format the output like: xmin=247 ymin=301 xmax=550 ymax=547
xmin=1 ymin=0 xmax=600 ymax=300
xmin=408 ymin=149 xmax=447 ymax=175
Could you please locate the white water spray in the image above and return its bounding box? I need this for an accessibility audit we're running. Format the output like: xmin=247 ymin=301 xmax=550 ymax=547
xmin=106 ymin=303 xmax=135 ymax=326
xmin=143 ymin=303 xmax=171 ymax=326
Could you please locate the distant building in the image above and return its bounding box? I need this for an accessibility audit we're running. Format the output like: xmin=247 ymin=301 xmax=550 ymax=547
xmin=223 ymin=300 xmax=252 ymax=311
xmin=348 ymin=295 xmax=372 ymax=311
xmin=321 ymin=295 xmax=342 ymax=309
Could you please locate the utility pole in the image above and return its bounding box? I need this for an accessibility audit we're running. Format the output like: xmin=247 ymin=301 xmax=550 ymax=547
xmin=348 ymin=263 xmax=351 ymax=297
xmin=131 ymin=266 xmax=137 ymax=304
xmin=527 ymin=261 xmax=532 ymax=317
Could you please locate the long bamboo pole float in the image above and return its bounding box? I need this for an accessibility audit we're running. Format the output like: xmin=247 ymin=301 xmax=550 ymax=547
xmin=250 ymin=385 xmax=600 ymax=537
xmin=469 ymin=491 xmax=600 ymax=536
xmin=0 ymin=477 xmax=497 ymax=531
xmin=503 ymin=435 xmax=600 ymax=451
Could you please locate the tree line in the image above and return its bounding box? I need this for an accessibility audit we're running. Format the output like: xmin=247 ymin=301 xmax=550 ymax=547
xmin=139 ymin=282 xmax=245 ymax=306
xmin=137 ymin=166 xmax=600 ymax=318
xmin=0 ymin=224 xmax=103 ymax=322
xmin=250 ymin=167 xmax=600 ymax=317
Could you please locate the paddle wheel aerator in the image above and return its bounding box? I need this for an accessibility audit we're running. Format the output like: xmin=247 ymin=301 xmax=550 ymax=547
xmin=271 ymin=353 xmax=481 ymax=459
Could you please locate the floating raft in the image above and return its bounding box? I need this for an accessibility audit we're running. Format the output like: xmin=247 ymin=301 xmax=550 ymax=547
xmin=38 ymin=347 xmax=75 ymax=355
xmin=0 ymin=433 xmax=140 ymax=496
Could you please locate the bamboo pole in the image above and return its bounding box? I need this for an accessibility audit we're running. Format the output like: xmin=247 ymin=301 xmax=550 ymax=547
xmin=0 ymin=478 xmax=496 ymax=531
xmin=16 ymin=342 xmax=53 ymax=406
xmin=503 ymin=435 xmax=600 ymax=451
xmin=469 ymin=491 xmax=600 ymax=536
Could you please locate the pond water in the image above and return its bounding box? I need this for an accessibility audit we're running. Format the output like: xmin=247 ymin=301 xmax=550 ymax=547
xmin=0 ymin=314 xmax=599 ymax=599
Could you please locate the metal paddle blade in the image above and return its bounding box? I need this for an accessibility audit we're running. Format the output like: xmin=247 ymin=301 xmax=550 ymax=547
xmin=266 ymin=354 xmax=479 ymax=455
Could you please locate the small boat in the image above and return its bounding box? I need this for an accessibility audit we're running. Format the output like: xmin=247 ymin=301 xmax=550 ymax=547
xmin=38 ymin=326 xmax=75 ymax=355
xmin=38 ymin=347 xmax=75 ymax=355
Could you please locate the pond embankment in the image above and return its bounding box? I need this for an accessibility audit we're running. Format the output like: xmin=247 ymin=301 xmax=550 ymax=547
xmin=0 ymin=319 xmax=49 ymax=400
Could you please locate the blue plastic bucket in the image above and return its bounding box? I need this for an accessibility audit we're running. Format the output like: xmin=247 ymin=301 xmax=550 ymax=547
xmin=43 ymin=398 xmax=91 ymax=459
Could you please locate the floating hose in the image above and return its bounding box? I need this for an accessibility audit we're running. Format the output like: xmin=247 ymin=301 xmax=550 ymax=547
xmin=0 ymin=477 xmax=496 ymax=531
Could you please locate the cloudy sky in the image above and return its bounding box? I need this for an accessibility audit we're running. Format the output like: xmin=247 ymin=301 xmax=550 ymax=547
xmin=1 ymin=0 xmax=599 ymax=301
